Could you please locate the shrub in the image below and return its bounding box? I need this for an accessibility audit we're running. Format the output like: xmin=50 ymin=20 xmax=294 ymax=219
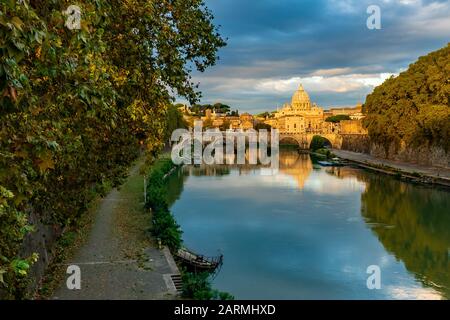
xmin=181 ymin=272 xmax=234 ymax=300
xmin=310 ymin=136 xmax=331 ymax=151
xmin=145 ymin=158 xmax=182 ymax=251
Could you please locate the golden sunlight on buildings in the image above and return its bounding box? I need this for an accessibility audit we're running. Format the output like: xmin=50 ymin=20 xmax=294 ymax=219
xmin=263 ymin=84 xmax=366 ymax=135
xmin=180 ymin=82 xmax=367 ymax=135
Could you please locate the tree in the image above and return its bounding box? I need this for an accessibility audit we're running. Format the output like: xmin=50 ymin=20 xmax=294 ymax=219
xmin=310 ymin=136 xmax=331 ymax=151
xmin=256 ymin=112 xmax=271 ymax=118
xmin=166 ymin=104 xmax=187 ymax=142
xmin=0 ymin=0 xmax=225 ymax=298
xmin=363 ymin=43 xmax=450 ymax=153
xmin=255 ymin=122 xmax=272 ymax=131
xmin=325 ymin=115 xmax=351 ymax=123
xmin=213 ymin=102 xmax=231 ymax=114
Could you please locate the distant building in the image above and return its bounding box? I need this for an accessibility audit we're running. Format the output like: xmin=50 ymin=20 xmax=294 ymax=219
xmin=187 ymin=85 xmax=367 ymax=134
xmin=239 ymin=113 xmax=254 ymax=130
xmin=265 ymin=84 xmax=326 ymax=134
xmin=326 ymin=104 xmax=363 ymax=117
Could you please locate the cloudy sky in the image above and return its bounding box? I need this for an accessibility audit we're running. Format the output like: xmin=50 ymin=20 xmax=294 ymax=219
xmin=179 ymin=0 xmax=449 ymax=113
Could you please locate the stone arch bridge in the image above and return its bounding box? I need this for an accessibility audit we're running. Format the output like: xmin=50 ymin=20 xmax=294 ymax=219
xmin=190 ymin=131 xmax=343 ymax=150
xmin=279 ymin=133 xmax=342 ymax=149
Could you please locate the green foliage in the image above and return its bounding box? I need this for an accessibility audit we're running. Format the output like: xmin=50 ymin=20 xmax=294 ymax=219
xmin=152 ymin=206 xmax=183 ymax=251
xmin=325 ymin=115 xmax=351 ymax=123
xmin=0 ymin=185 xmax=37 ymax=296
xmin=256 ymin=112 xmax=269 ymax=118
xmin=364 ymin=43 xmax=450 ymax=152
xmin=213 ymin=102 xmax=231 ymax=114
xmin=314 ymin=148 xmax=334 ymax=158
xmin=166 ymin=104 xmax=187 ymax=141
xmin=255 ymin=122 xmax=272 ymax=131
xmin=181 ymin=271 xmax=234 ymax=300
xmin=0 ymin=0 xmax=225 ymax=297
xmin=145 ymin=159 xmax=233 ymax=299
xmin=191 ymin=102 xmax=231 ymax=116
xmin=229 ymin=110 xmax=239 ymax=117
xmin=310 ymin=136 xmax=331 ymax=151
xmin=145 ymin=158 xmax=182 ymax=251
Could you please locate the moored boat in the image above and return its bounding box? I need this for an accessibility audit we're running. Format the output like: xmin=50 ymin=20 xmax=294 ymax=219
xmin=175 ymin=247 xmax=223 ymax=273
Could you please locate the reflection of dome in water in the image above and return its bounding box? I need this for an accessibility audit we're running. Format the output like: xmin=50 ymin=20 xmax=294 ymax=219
xmin=279 ymin=151 xmax=313 ymax=189
xmin=291 ymin=84 xmax=311 ymax=111
xmin=280 ymin=152 xmax=300 ymax=167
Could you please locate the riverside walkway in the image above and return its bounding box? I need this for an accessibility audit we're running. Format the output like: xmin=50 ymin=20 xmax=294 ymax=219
xmin=332 ymin=149 xmax=450 ymax=186
xmin=52 ymin=160 xmax=180 ymax=300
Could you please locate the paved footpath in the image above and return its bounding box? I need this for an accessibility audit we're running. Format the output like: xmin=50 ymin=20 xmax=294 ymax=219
xmin=332 ymin=149 xmax=450 ymax=183
xmin=52 ymin=160 xmax=180 ymax=300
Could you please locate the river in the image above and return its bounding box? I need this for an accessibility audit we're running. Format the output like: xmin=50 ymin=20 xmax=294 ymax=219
xmin=166 ymin=149 xmax=450 ymax=300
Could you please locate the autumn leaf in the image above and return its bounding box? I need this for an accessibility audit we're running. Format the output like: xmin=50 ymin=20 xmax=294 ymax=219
xmin=36 ymin=152 xmax=55 ymax=173
xmin=14 ymin=149 xmax=28 ymax=159
xmin=10 ymin=17 xmax=24 ymax=31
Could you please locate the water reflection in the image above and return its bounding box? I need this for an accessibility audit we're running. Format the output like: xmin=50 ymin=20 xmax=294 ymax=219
xmin=168 ymin=149 xmax=450 ymax=299
xmin=279 ymin=151 xmax=313 ymax=189
xmin=360 ymin=175 xmax=450 ymax=299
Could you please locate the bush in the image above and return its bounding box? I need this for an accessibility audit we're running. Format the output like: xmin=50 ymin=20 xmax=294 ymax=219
xmin=310 ymin=136 xmax=331 ymax=151
xmin=152 ymin=207 xmax=183 ymax=252
xmin=325 ymin=115 xmax=351 ymax=123
xmin=315 ymin=148 xmax=332 ymax=158
xmin=145 ymin=158 xmax=182 ymax=251
xmin=181 ymin=272 xmax=234 ymax=300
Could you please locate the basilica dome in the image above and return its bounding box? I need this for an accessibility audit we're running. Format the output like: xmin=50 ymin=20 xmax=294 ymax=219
xmin=291 ymin=84 xmax=311 ymax=111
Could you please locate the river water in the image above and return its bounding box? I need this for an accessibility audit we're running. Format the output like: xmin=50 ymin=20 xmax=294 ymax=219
xmin=166 ymin=149 xmax=450 ymax=299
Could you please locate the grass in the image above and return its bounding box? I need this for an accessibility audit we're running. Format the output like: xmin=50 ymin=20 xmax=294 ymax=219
xmin=113 ymin=158 xmax=154 ymax=265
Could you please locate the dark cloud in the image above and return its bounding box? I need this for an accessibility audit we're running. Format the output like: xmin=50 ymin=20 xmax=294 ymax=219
xmin=181 ymin=0 xmax=450 ymax=112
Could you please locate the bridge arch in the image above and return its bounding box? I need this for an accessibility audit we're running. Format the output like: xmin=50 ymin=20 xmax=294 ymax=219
xmin=279 ymin=134 xmax=310 ymax=149
xmin=279 ymin=133 xmax=342 ymax=150
xmin=309 ymin=135 xmax=333 ymax=150
xmin=279 ymin=136 xmax=302 ymax=147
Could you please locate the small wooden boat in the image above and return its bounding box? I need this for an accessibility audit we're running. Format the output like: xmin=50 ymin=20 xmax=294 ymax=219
xmin=175 ymin=247 xmax=223 ymax=273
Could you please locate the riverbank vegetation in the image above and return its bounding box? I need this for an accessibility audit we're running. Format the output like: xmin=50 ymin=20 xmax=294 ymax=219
xmin=145 ymin=157 xmax=233 ymax=300
xmin=312 ymin=148 xmax=335 ymax=159
xmin=0 ymin=0 xmax=225 ymax=298
xmin=310 ymin=135 xmax=332 ymax=151
xmin=181 ymin=272 xmax=234 ymax=300
xmin=363 ymin=43 xmax=450 ymax=153
xmin=145 ymin=157 xmax=183 ymax=252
